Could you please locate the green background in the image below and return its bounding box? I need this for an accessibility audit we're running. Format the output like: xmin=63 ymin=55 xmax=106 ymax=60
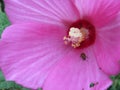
xmin=0 ymin=0 xmax=120 ymax=90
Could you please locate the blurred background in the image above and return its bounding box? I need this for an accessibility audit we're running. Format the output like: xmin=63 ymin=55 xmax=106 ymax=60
xmin=0 ymin=0 xmax=120 ymax=90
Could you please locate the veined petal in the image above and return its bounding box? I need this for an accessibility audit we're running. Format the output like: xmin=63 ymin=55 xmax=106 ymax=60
xmin=74 ymin=0 xmax=120 ymax=27
xmin=43 ymin=47 xmax=112 ymax=90
xmin=0 ymin=23 xmax=70 ymax=89
xmin=94 ymin=14 xmax=120 ymax=75
xmin=4 ymin=0 xmax=79 ymax=26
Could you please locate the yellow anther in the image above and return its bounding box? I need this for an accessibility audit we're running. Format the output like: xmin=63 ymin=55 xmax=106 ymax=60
xmin=63 ymin=27 xmax=89 ymax=48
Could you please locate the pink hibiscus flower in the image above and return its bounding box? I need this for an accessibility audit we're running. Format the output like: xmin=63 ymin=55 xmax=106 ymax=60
xmin=0 ymin=0 xmax=120 ymax=90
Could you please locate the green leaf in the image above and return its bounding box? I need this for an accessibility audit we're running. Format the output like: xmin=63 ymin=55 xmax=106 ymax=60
xmin=0 ymin=81 xmax=15 ymax=89
xmin=108 ymin=74 xmax=120 ymax=90
xmin=21 ymin=88 xmax=30 ymax=90
xmin=0 ymin=11 xmax=10 ymax=36
xmin=0 ymin=71 xmax=5 ymax=82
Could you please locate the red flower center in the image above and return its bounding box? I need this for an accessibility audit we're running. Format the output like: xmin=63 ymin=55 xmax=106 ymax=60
xmin=64 ymin=20 xmax=96 ymax=49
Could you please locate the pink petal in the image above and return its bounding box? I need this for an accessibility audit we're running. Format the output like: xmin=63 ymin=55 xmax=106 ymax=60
xmin=74 ymin=0 xmax=120 ymax=27
xmin=94 ymin=14 xmax=120 ymax=75
xmin=4 ymin=0 xmax=79 ymax=26
xmin=43 ymin=47 xmax=112 ymax=90
xmin=0 ymin=23 xmax=70 ymax=89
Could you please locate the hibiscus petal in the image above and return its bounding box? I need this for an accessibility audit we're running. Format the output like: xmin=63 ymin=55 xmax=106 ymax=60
xmin=4 ymin=0 xmax=79 ymax=26
xmin=0 ymin=23 xmax=70 ymax=89
xmin=94 ymin=14 xmax=120 ymax=75
xmin=43 ymin=47 xmax=112 ymax=90
xmin=74 ymin=0 xmax=120 ymax=27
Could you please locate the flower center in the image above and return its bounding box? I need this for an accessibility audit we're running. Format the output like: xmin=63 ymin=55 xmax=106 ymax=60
xmin=64 ymin=27 xmax=89 ymax=48
xmin=63 ymin=20 xmax=96 ymax=49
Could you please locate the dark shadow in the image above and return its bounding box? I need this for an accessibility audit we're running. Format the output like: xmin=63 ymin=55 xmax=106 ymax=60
xmin=0 ymin=0 xmax=5 ymax=12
